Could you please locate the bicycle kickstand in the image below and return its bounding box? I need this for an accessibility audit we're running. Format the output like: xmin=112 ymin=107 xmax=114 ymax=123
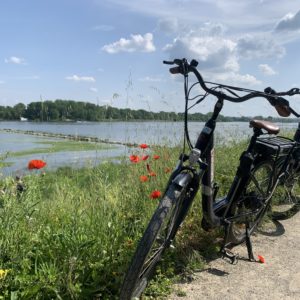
xmin=245 ymin=222 xmax=255 ymax=262
xmin=220 ymin=225 xmax=239 ymax=265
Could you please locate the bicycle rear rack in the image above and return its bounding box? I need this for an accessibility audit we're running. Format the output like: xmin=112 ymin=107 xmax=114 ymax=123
xmin=254 ymin=135 xmax=296 ymax=158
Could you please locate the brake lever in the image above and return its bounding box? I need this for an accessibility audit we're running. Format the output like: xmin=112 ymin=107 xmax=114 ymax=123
xmin=163 ymin=60 xmax=174 ymax=65
xmin=288 ymin=88 xmax=300 ymax=96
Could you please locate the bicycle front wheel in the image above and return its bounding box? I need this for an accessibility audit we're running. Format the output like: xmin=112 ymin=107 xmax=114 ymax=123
xmin=271 ymin=163 xmax=300 ymax=220
xmin=227 ymin=160 xmax=274 ymax=245
xmin=120 ymin=182 xmax=191 ymax=300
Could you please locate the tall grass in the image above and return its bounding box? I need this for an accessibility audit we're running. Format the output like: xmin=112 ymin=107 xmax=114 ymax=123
xmin=0 ymin=142 xmax=245 ymax=299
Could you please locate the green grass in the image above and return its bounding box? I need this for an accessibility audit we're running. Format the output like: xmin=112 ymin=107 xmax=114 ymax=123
xmin=7 ymin=140 xmax=114 ymax=157
xmin=0 ymin=142 xmax=245 ymax=299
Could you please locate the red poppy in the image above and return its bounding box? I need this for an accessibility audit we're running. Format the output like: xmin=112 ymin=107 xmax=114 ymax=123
xmin=139 ymin=144 xmax=149 ymax=149
xmin=153 ymin=155 xmax=160 ymax=160
xmin=140 ymin=175 xmax=149 ymax=182
xmin=142 ymin=155 xmax=149 ymax=161
xmin=28 ymin=159 xmax=47 ymax=170
xmin=150 ymin=190 xmax=161 ymax=199
xmin=149 ymin=172 xmax=156 ymax=177
xmin=257 ymin=255 xmax=265 ymax=264
xmin=129 ymin=155 xmax=140 ymax=163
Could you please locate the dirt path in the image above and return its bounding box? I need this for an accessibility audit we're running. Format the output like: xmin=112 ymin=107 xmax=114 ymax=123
xmin=170 ymin=213 xmax=300 ymax=300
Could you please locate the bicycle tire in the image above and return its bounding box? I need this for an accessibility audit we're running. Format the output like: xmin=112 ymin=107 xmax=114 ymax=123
xmin=120 ymin=182 xmax=190 ymax=300
xmin=271 ymin=160 xmax=300 ymax=220
xmin=227 ymin=159 xmax=274 ymax=245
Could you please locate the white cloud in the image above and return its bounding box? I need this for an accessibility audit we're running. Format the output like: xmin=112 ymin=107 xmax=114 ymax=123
xmin=90 ymin=87 xmax=98 ymax=93
xmin=157 ymin=17 xmax=180 ymax=34
xmin=65 ymin=75 xmax=96 ymax=82
xmin=212 ymin=72 xmax=262 ymax=86
xmin=163 ymin=32 xmax=238 ymax=72
xmin=4 ymin=56 xmax=26 ymax=65
xmin=103 ymin=0 xmax=300 ymax=30
xmin=237 ymin=34 xmax=285 ymax=59
xmin=102 ymin=33 xmax=155 ymax=53
xmin=259 ymin=64 xmax=277 ymax=75
xmin=275 ymin=10 xmax=300 ymax=31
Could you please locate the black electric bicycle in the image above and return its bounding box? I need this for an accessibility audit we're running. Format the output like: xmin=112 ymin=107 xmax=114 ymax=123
xmin=120 ymin=58 xmax=300 ymax=299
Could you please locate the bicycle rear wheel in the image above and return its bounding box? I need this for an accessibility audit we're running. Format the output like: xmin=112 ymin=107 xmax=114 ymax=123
xmin=120 ymin=181 xmax=191 ymax=300
xmin=271 ymin=164 xmax=300 ymax=220
xmin=227 ymin=160 xmax=273 ymax=245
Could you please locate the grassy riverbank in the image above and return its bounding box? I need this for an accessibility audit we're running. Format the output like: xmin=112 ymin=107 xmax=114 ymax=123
xmin=8 ymin=140 xmax=114 ymax=157
xmin=0 ymin=142 xmax=245 ymax=299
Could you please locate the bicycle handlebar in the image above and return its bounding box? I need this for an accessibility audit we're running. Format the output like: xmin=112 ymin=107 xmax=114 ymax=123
xmin=163 ymin=58 xmax=300 ymax=118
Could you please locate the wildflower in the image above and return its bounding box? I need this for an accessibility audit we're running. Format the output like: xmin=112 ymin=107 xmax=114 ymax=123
xmin=150 ymin=190 xmax=161 ymax=199
xmin=28 ymin=159 xmax=47 ymax=170
xmin=0 ymin=269 xmax=9 ymax=279
xmin=141 ymin=155 xmax=149 ymax=161
xmin=149 ymin=172 xmax=156 ymax=177
xmin=129 ymin=155 xmax=140 ymax=163
xmin=140 ymin=175 xmax=149 ymax=182
xmin=139 ymin=144 xmax=149 ymax=149
xmin=153 ymin=155 xmax=160 ymax=160
xmin=126 ymin=238 xmax=133 ymax=247
xmin=257 ymin=255 xmax=265 ymax=264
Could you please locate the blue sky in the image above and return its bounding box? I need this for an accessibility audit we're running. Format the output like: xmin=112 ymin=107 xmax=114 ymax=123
xmin=1 ymin=0 xmax=300 ymax=116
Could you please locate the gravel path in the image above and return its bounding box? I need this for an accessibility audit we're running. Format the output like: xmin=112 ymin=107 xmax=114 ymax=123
xmin=170 ymin=213 xmax=300 ymax=299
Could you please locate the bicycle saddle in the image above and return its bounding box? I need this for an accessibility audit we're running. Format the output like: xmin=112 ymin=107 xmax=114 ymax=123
xmin=249 ymin=119 xmax=280 ymax=135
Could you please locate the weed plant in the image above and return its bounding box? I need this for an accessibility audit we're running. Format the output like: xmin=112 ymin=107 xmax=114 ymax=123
xmin=0 ymin=141 xmax=245 ymax=299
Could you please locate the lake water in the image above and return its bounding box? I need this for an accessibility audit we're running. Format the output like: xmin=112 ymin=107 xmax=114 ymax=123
xmin=0 ymin=121 xmax=298 ymax=177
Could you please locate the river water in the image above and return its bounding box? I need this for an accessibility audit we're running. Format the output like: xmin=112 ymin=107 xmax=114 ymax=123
xmin=0 ymin=121 xmax=298 ymax=177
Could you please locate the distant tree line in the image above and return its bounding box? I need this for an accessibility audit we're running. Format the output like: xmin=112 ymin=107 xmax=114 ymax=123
xmin=0 ymin=100 xmax=297 ymax=122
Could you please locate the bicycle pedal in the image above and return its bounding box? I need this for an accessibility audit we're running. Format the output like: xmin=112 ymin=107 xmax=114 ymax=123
xmin=220 ymin=248 xmax=239 ymax=265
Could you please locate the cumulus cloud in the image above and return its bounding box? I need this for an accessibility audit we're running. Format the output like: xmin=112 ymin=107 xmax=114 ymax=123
xmin=275 ymin=10 xmax=300 ymax=31
xmin=4 ymin=56 xmax=26 ymax=65
xmin=212 ymin=72 xmax=262 ymax=86
xmin=259 ymin=64 xmax=277 ymax=76
xmin=102 ymin=33 xmax=155 ymax=53
xmin=163 ymin=33 xmax=238 ymax=72
xmin=237 ymin=34 xmax=285 ymax=59
xmin=65 ymin=75 xmax=96 ymax=82
xmin=157 ymin=17 xmax=180 ymax=34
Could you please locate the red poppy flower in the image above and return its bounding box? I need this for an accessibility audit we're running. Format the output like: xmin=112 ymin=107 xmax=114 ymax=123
xmin=153 ymin=155 xmax=160 ymax=160
xmin=28 ymin=159 xmax=47 ymax=170
xmin=140 ymin=175 xmax=149 ymax=182
xmin=142 ymin=155 xmax=149 ymax=161
xmin=257 ymin=255 xmax=265 ymax=264
xmin=150 ymin=190 xmax=161 ymax=199
xmin=139 ymin=144 xmax=149 ymax=149
xmin=129 ymin=155 xmax=140 ymax=163
xmin=149 ymin=172 xmax=156 ymax=177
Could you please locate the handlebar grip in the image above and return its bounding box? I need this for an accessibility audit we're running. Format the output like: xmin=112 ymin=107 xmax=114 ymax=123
xmin=169 ymin=66 xmax=181 ymax=74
